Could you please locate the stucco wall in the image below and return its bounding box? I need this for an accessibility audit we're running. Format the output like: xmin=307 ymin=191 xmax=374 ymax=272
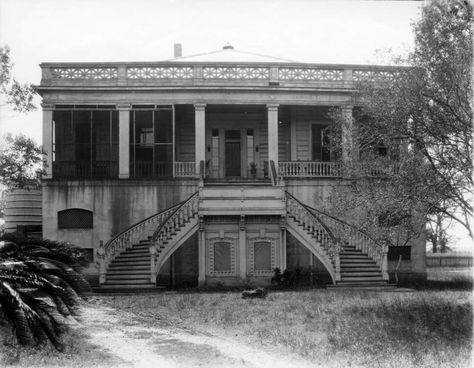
xmin=43 ymin=179 xmax=199 ymax=250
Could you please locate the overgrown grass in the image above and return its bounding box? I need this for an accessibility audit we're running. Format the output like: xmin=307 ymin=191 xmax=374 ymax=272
xmin=0 ymin=316 xmax=118 ymax=367
xmin=97 ymin=289 xmax=472 ymax=368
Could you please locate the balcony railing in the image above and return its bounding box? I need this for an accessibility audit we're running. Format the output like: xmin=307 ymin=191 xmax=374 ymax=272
xmin=132 ymin=161 xmax=173 ymax=178
xmin=279 ymin=161 xmax=342 ymax=178
xmin=40 ymin=62 xmax=404 ymax=89
xmin=174 ymin=162 xmax=196 ymax=177
xmin=52 ymin=161 xmax=118 ymax=179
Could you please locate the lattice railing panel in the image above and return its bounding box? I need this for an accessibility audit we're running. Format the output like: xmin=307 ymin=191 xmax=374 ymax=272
xmin=127 ymin=67 xmax=193 ymax=79
xmin=203 ymin=67 xmax=269 ymax=80
xmin=52 ymin=68 xmax=118 ymax=80
xmin=353 ymin=70 xmax=399 ymax=83
xmin=279 ymin=68 xmax=343 ymax=81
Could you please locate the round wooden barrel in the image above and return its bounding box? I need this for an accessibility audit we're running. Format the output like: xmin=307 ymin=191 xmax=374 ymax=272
xmin=3 ymin=189 xmax=42 ymax=233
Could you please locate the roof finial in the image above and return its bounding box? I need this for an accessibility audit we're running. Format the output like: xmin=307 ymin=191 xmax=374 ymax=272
xmin=223 ymin=43 xmax=234 ymax=50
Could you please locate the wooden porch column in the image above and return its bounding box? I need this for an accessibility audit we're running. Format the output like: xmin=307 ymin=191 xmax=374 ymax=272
xmin=194 ymin=104 xmax=206 ymax=176
xmin=118 ymin=104 xmax=131 ymax=179
xmin=42 ymin=103 xmax=54 ymax=179
xmin=267 ymin=104 xmax=279 ymax=170
xmin=341 ymin=106 xmax=354 ymax=164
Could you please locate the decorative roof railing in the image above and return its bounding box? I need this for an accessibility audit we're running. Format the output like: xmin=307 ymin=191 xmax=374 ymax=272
xmin=39 ymin=62 xmax=404 ymax=88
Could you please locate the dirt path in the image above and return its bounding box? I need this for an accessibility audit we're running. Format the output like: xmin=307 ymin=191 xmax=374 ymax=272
xmin=80 ymin=305 xmax=317 ymax=368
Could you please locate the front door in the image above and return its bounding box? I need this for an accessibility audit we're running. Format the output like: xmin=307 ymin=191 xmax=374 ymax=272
xmin=225 ymin=130 xmax=241 ymax=177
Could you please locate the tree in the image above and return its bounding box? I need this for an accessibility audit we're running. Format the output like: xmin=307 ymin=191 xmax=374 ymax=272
xmin=0 ymin=234 xmax=90 ymax=350
xmin=0 ymin=45 xmax=36 ymax=113
xmin=326 ymin=0 xmax=472 ymax=243
xmin=0 ymin=133 xmax=44 ymax=189
xmin=426 ymin=213 xmax=452 ymax=253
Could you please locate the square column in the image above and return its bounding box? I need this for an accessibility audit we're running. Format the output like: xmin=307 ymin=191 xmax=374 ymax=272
xmin=118 ymin=104 xmax=131 ymax=179
xmin=198 ymin=217 xmax=206 ymax=287
xmin=267 ymin=104 xmax=279 ymax=169
xmin=194 ymin=104 xmax=206 ymax=176
xmin=238 ymin=216 xmax=247 ymax=280
xmin=341 ymin=106 xmax=354 ymax=164
xmin=42 ymin=103 xmax=54 ymax=179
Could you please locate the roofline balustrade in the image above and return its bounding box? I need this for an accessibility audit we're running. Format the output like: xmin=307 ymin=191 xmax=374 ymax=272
xmin=38 ymin=62 xmax=405 ymax=90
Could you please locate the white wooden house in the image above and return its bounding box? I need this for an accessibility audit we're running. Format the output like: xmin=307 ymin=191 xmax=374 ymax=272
xmin=35 ymin=46 xmax=426 ymax=289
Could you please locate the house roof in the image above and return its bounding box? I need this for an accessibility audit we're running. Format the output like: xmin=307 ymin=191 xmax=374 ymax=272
xmin=167 ymin=45 xmax=298 ymax=63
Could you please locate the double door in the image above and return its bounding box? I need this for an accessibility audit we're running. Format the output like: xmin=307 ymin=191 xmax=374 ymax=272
xmin=207 ymin=126 xmax=258 ymax=179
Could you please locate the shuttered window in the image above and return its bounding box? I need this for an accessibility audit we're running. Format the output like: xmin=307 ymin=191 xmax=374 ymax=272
xmin=58 ymin=209 xmax=93 ymax=229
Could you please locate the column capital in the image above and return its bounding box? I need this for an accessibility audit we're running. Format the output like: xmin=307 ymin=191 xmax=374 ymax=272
xmin=194 ymin=103 xmax=206 ymax=111
xmin=266 ymin=103 xmax=279 ymax=110
xmin=117 ymin=103 xmax=132 ymax=110
xmin=340 ymin=105 xmax=354 ymax=112
xmin=41 ymin=103 xmax=54 ymax=111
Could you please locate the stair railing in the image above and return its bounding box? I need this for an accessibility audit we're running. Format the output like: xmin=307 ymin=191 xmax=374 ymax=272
xmin=269 ymin=160 xmax=278 ymax=186
xmin=285 ymin=192 xmax=341 ymax=280
xmin=305 ymin=205 xmax=388 ymax=280
xmin=150 ymin=191 xmax=200 ymax=282
xmin=98 ymin=202 xmax=183 ymax=284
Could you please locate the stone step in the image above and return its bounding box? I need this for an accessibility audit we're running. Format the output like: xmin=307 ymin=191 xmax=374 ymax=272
xmin=114 ymin=255 xmax=150 ymax=262
xmin=340 ymin=266 xmax=380 ymax=272
xmin=125 ymin=248 xmax=150 ymax=254
xmin=106 ymin=274 xmax=150 ymax=284
xmin=107 ymin=269 xmax=150 ymax=275
xmin=339 ymin=254 xmax=371 ymax=259
xmin=93 ymin=285 xmax=166 ymax=294
xmin=340 ymin=259 xmax=376 ymax=264
xmin=341 ymin=271 xmax=383 ymax=277
xmin=340 ymin=251 xmax=366 ymax=256
xmin=340 ymin=276 xmax=385 ymax=282
xmin=328 ymin=284 xmax=396 ymax=291
xmin=107 ymin=264 xmax=150 ymax=270
xmin=109 ymin=260 xmax=150 ymax=267
xmin=334 ymin=280 xmax=391 ymax=286
xmin=100 ymin=283 xmax=156 ymax=289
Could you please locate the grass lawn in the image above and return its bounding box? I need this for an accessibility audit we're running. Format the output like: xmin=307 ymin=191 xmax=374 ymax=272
xmin=1 ymin=268 xmax=472 ymax=368
xmin=97 ymin=288 xmax=472 ymax=368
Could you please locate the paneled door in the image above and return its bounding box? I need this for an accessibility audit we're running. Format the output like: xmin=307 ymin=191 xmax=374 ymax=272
xmin=225 ymin=130 xmax=241 ymax=177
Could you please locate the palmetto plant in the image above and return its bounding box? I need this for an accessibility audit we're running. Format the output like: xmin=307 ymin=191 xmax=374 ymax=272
xmin=0 ymin=234 xmax=90 ymax=350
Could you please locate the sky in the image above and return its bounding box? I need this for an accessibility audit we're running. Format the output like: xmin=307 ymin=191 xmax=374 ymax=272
xmin=0 ymin=0 xmax=422 ymax=142
xmin=0 ymin=0 xmax=471 ymax=250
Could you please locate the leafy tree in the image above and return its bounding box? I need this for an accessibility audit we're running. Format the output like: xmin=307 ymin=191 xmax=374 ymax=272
xmin=426 ymin=213 xmax=452 ymax=253
xmin=0 ymin=45 xmax=36 ymax=113
xmin=0 ymin=234 xmax=90 ymax=350
xmin=0 ymin=133 xmax=44 ymax=189
xmin=326 ymin=0 xmax=472 ymax=244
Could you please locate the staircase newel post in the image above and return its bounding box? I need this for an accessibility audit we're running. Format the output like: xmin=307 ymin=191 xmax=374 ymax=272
xmin=97 ymin=240 xmax=106 ymax=285
xmin=382 ymin=243 xmax=389 ymax=281
xmin=335 ymin=240 xmax=341 ymax=282
xmin=149 ymin=244 xmax=157 ymax=284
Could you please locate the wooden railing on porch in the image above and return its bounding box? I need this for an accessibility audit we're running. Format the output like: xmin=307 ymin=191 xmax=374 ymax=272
xmin=174 ymin=162 xmax=196 ymax=177
xmin=279 ymin=161 xmax=342 ymax=178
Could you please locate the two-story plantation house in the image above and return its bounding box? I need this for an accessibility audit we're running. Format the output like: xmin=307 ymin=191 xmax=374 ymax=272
xmin=36 ymin=46 xmax=426 ymax=290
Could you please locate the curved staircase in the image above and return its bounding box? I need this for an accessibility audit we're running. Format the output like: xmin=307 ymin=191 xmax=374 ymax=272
xmin=101 ymin=240 xmax=155 ymax=290
xmin=336 ymin=244 xmax=394 ymax=289
xmin=97 ymin=184 xmax=393 ymax=291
